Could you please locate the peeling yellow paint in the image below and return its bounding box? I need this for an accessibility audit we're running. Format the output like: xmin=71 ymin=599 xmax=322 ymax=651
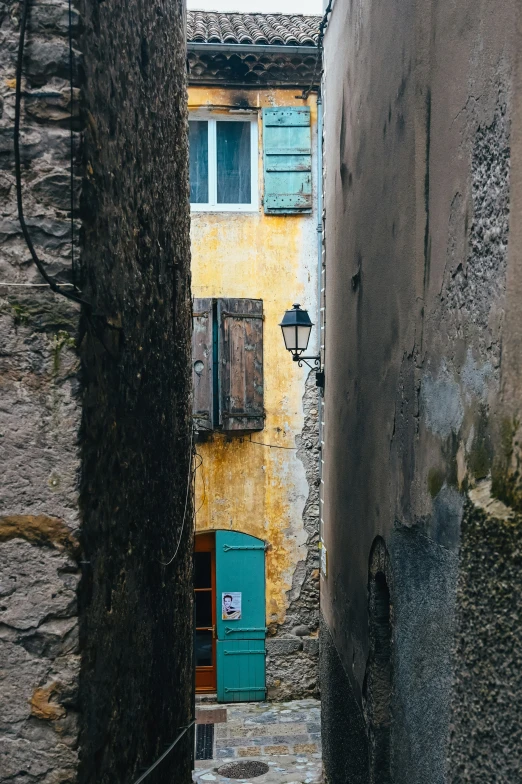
xmin=190 ymin=86 xmax=317 ymax=627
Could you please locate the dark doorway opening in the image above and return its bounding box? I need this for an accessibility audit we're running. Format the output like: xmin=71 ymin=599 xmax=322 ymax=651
xmin=194 ymin=532 xmax=217 ymax=693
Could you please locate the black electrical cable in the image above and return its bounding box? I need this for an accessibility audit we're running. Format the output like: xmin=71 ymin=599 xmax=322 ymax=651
xmin=194 ymin=422 xmax=298 ymax=450
xmin=14 ymin=0 xmax=89 ymax=308
xmin=14 ymin=0 xmax=131 ymax=374
xmin=68 ymin=0 xmax=76 ymax=285
xmin=131 ymin=721 xmax=196 ymax=784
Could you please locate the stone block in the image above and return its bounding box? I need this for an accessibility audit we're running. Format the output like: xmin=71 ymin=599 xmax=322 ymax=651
xmin=24 ymin=40 xmax=72 ymax=85
xmin=266 ymin=636 xmax=303 ymax=655
xmin=293 ymin=743 xmax=318 ymax=754
xmin=263 ymin=745 xmax=289 ymax=755
xmin=25 ymin=88 xmax=81 ymax=125
xmin=237 ymin=747 xmax=260 ymax=757
xmin=273 ymin=734 xmax=309 ymax=744
xmin=292 ymin=625 xmax=310 ymax=637
xmin=302 ymin=637 xmax=319 ymax=656
xmin=217 ymin=747 xmax=236 ymax=758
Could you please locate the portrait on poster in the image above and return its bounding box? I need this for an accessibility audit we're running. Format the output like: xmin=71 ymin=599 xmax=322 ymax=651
xmin=222 ymin=592 xmax=242 ymax=620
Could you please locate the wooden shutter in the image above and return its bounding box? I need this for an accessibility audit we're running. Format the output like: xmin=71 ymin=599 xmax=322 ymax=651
xmin=192 ymin=298 xmax=214 ymax=431
xmin=262 ymin=106 xmax=312 ymax=214
xmin=218 ymin=298 xmax=264 ymax=431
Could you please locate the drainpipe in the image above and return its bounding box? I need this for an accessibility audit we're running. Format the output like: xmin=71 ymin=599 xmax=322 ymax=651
xmin=316 ymin=88 xmax=324 ymax=550
xmin=316 ymin=88 xmax=323 ymax=403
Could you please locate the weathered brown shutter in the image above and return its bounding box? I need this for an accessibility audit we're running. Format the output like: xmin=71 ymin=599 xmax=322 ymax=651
xmin=218 ymin=298 xmax=264 ymax=431
xmin=192 ymin=298 xmax=213 ymax=431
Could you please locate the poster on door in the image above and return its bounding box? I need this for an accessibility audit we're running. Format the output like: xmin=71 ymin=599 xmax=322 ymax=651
xmin=222 ymin=592 xmax=242 ymax=620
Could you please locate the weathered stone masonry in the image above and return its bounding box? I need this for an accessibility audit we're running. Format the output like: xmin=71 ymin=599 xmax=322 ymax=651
xmin=266 ymin=375 xmax=320 ymax=700
xmin=0 ymin=1 xmax=193 ymax=782
xmin=1 ymin=2 xmax=83 ymax=780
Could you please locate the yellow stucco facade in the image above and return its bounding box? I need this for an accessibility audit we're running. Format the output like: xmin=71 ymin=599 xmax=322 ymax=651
xmin=189 ymin=86 xmax=318 ymax=629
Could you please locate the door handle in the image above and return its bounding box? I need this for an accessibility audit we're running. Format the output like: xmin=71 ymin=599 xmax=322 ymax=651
xmin=212 ymin=624 xmax=216 ymax=639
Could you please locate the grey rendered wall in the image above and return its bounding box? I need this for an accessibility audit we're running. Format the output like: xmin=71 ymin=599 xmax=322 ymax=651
xmin=321 ymin=0 xmax=522 ymax=781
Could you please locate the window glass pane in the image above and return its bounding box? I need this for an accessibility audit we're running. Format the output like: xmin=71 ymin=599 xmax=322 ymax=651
xmin=194 ymin=552 xmax=211 ymax=589
xmin=195 ymin=591 xmax=212 ymax=627
xmin=189 ymin=121 xmax=208 ymax=203
xmin=216 ymin=121 xmax=251 ymax=204
xmin=195 ymin=630 xmax=213 ymax=667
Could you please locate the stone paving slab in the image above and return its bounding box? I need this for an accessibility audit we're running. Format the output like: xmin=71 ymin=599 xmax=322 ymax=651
xmin=193 ymin=699 xmax=322 ymax=784
xmin=194 ymin=754 xmax=322 ymax=784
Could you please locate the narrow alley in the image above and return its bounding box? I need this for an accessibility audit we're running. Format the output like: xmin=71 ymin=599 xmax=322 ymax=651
xmin=1 ymin=0 xmax=522 ymax=782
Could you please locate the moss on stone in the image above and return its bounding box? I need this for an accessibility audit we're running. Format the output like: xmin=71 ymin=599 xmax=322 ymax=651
xmin=6 ymin=297 xmax=78 ymax=333
xmin=52 ymin=330 xmax=77 ymax=376
xmin=10 ymin=302 xmax=32 ymax=326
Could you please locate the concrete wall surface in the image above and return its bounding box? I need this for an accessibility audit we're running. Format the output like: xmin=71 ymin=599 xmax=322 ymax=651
xmin=320 ymin=0 xmax=522 ymax=781
xmin=190 ymin=85 xmax=320 ymax=699
xmin=0 ymin=1 xmax=193 ymax=782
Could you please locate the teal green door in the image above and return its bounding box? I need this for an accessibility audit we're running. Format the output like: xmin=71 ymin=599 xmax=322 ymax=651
xmin=215 ymin=530 xmax=266 ymax=702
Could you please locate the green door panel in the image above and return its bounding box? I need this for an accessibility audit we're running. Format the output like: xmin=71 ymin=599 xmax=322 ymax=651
xmin=217 ymin=640 xmax=266 ymax=703
xmin=215 ymin=530 xmax=266 ymax=702
xmin=215 ymin=531 xmax=266 ymax=641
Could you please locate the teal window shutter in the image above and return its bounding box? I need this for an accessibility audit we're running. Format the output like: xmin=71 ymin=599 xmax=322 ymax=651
xmin=262 ymin=107 xmax=312 ymax=214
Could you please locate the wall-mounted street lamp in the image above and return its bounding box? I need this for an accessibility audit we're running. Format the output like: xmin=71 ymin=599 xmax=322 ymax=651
xmin=279 ymin=303 xmax=324 ymax=390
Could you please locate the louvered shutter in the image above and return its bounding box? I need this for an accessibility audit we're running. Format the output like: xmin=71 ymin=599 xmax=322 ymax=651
xmin=218 ymin=299 xmax=264 ymax=431
xmin=262 ymin=107 xmax=312 ymax=214
xmin=192 ymin=298 xmax=214 ymax=431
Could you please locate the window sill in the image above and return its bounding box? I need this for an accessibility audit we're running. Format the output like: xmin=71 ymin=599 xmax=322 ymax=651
xmin=191 ymin=205 xmax=259 ymax=214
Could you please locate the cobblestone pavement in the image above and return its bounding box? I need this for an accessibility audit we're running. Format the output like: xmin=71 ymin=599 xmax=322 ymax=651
xmin=193 ymin=699 xmax=322 ymax=783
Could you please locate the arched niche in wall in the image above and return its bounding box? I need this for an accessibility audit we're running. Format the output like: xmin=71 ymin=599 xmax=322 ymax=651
xmin=363 ymin=536 xmax=393 ymax=784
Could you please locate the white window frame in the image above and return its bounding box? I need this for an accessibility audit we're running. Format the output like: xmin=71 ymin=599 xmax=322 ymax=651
xmin=189 ymin=113 xmax=258 ymax=213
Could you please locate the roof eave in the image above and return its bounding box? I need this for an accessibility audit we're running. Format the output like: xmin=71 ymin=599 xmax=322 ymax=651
xmin=187 ymin=42 xmax=318 ymax=56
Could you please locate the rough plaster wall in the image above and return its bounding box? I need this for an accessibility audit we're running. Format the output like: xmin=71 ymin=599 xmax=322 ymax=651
xmin=0 ymin=1 xmax=82 ymax=780
xmin=321 ymin=0 xmax=522 ymax=780
xmin=389 ymin=528 xmax=459 ymax=784
xmin=77 ymin=1 xmax=193 ymax=783
xmin=437 ymin=102 xmax=510 ymax=369
xmin=320 ymin=616 xmax=369 ymax=784
xmin=266 ymin=374 xmax=320 ymax=700
xmin=447 ymin=486 xmax=522 ymax=783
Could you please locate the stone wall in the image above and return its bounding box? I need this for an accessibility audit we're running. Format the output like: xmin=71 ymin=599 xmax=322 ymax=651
xmin=1 ymin=1 xmax=83 ymax=779
xmin=266 ymin=374 xmax=320 ymax=700
xmin=0 ymin=1 xmax=193 ymax=782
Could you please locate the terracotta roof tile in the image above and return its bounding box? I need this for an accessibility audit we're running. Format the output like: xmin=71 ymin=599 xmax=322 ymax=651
xmin=187 ymin=11 xmax=320 ymax=47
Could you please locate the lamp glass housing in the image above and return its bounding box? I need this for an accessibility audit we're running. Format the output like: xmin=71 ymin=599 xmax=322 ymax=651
xmin=279 ymin=304 xmax=313 ymax=356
